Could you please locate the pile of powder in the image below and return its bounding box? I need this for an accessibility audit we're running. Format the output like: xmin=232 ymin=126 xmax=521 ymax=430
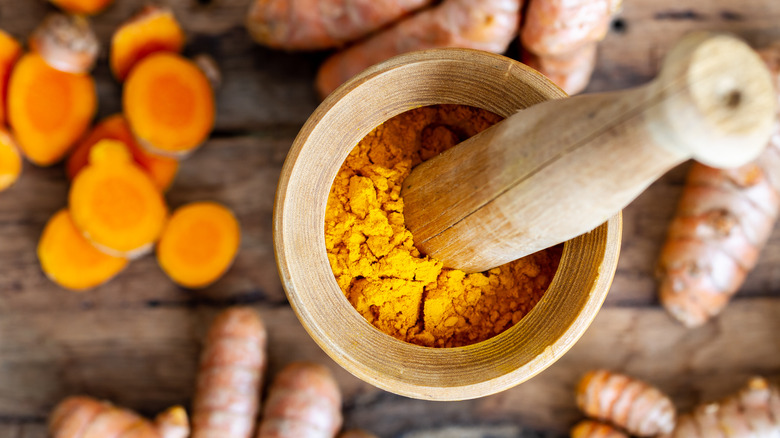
xmin=325 ymin=105 xmax=563 ymax=348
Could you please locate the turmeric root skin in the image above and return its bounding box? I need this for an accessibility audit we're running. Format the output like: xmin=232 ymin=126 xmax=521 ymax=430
xmin=0 ymin=129 xmax=22 ymax=192
xmin=111 ymin=6 xmax=185 ymax=81
xmin=256 ymin=362 xmax=343 ymax=438
xmin=157 ymin=202 xmax=241 ymax=289
xmin=315 ymin=0 xmax=521 ymax=98
xmin=67 ymin=114 xmax=179 ymax=192
xmin=49 ymin=0 xmax=114 ymax=15
xmin=155 ymin=406 xmax=191 ymax=438
xmin=246 ymin=0 xmax=433 ymax=50
xmin=8 ymin=53 xmax=96 ymax=166
xmin=577 ymin=370 xmax=676 ymax=437
xmin=522 ymin=42 xmax=597 ymax=95
xmin=657 ymin=43 xmax=780 ymax=327
xmin=0 ymin=30 xmax=21 ymax=126
xmin=29 ymin=13 xmax=99 ymax=74
xmin=49 ymin=396 xmax=161 ymax=438
xmin=192 ymin=307 xmax=267 ymax=438
xmin=571 ymin=420 xmax=628 ymax=438
xmin=124 ymin=52 xmax=215 ymax=156
xmin=38 ymin=209 xmax=128 ymax=291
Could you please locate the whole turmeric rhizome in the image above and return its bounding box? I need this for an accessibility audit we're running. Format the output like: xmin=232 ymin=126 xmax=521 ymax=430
xmin=325 ymin=105 xmax=563 ymax=348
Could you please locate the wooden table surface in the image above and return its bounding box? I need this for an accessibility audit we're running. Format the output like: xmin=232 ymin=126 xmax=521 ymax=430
xmin=1 ymin=0 xmax=780 ymax=437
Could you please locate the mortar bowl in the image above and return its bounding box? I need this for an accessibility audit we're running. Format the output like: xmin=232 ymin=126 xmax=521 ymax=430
xmin=273 ymin=49 xmax=621 ymax=401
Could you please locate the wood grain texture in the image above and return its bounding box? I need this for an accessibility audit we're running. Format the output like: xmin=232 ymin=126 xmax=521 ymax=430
xmin=0 ymin=0 xmax=778 ymax=436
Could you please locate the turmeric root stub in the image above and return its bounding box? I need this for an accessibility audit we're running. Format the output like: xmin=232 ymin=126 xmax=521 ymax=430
xmin=69 ymin=140 xmax=168 ymax=258
xmin=0 ymin=129 xmax=22 ymax=192
xmin=157 ymin=202 xmax=241 ymax=289
xmin=325 ymin=105 xmax=562 ymax=348
xmin=124 ymin=52 xmax=214 ymax=157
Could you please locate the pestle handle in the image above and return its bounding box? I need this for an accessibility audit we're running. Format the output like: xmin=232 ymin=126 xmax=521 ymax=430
xmin=402 ymin=32 xmax=777 ymax=273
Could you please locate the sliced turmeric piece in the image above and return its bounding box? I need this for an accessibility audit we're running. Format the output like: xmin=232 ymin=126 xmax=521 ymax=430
xmin=124 ymin=52 xmax=214 ymax=157
xmin=0 ymin=129 xmax=21 ymax=192
xmin=157 ymin=202 xmax=240 ymax=288
xmin=67 ymin=114 xmax=179 ymax=191
xmin=49 ymin=0 xmax=114 ymax=15
xmin=70 ymin=140 xmax=168 ymax=258
xmin=8 ymin=53 xmax=96 ymax=166
xmin=38 ymin=209 xmax=128 ymax=291
xmin=29 ymin=13 xmax=99 ymax=74
xmin=111 ymin=6 xmax=185 ymax=81
xmin=0 ymin=30 xmax=21 ymax=126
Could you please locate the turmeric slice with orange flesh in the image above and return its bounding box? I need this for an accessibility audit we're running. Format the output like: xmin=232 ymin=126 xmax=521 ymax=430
xmin=70 ymin=140 xmax=168 ymax=258
xmin=157 ymin=202 xmax=240 ymax=289
xmin=111 ymin=6 xmax=185 ymax=81
xmin=124 ymin=52 xmax=214 ymax=157
xmin=38 ymin=209 xmax=128 ymax=291
xmin=0 ymin=30 xmax=21 ymax=126
xmin=0 ymin=129 xmax=21 ymax=192
xmin=29 ymin=13 xmax=99 ymax=74
xmin=8 ymin=53 xmax=96 ymax=166
xmin=49 ymin=0 xmax=114 ymax=15
xmin=67 ymin=114 xmax=179 ymax=191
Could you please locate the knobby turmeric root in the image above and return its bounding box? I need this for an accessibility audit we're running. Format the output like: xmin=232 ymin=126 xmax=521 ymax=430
xmin=192 ymin=307 xmax=267 ymax=438
xmin=124 ymin=52 xmax=215 ymax=156
xmin=38 ymin=209 xmax=128 ymax=291
xmin=657 ymin=43 xmax=780 ymax=327
xmin=520 ymin=0 xmax=620 ymax=94
xmin=49 ymin=396 xmax=189 ymax=438
xmin=67 ymin=114 xmax=179 ymax=191
xmin=256 ymin=362 xmax=343 ymax=438
xmin=111 ymin=6 xmax=185 ymax=81
xmin=246 ymin=0 xmax=433 ymax=50
xmin=69 ymin=140 xmax=168 ymax=258
xmin=664 ymin=377 xmax=780 ymax=438
xmin=0 ymin=29 xmax=21 ymax=126
xmin=29 ymin=13 xmax=99 ymax=74
xmin=156 ymin=202 xmax=241 ymax=289
xmin=7 ymin=53 xmax=96 ymax=166
xmin=0 ymin=129 xmax=21 ymax=192
xmin=571 ymin=420 xmax=628 ymax=438
xmin=576 ymin=370 xmax=676 ymax=437
xmin=49 ymin=0 xmax=114 ymax=15
xmin=315 ymin=0 xmax=521 ymax=98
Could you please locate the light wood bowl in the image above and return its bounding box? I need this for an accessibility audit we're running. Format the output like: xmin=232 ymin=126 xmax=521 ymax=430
xmin=273 ymin=49 xmax=622 ymax=401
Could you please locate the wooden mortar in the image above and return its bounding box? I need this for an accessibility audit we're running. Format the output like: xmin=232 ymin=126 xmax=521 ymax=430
xmin=274 ymin=49 xmax=621 ymax=400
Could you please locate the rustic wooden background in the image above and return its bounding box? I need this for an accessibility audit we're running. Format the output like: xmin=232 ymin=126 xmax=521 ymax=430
xmin=1 ymin=0 xmax=780 ymax=437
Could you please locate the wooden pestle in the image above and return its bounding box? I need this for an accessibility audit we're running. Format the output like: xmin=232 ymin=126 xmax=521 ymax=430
xmin=402 ymin=32 xmax=777 ymax=273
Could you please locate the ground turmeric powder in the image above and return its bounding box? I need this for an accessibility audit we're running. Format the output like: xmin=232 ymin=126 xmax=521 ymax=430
xmin=325 ymin=105 xmax=562 ymax=348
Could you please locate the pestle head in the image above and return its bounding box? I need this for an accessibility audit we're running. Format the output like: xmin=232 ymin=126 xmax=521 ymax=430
xmin=648 ymin=32 xmax=776 ymax=168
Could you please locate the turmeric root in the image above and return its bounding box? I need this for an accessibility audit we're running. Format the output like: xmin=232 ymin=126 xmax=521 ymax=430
xmin=38 ymin=209 xmax=128 ymax=291
xmin=657 ymin=43 xmax=780 ymax=327
xmin=67 ymin=114 xmax=179 ymax=191
xmin=0 ymin=129 xmax=21 ymax=192
xmin=124 ymin=52 xmax=215 ymax=156
xmin=29 ymin=13 xmax=99 ymax=74
xmin=155 ymin=406 xmax=191 ymax=438
xmin=0 ymin=30 xmax=21 ymax=126
xmin=522 ymin=42 xmax=597 ymax=95
xmin=520 ymin=0 xmax=620 ymax=94
xmin=156 ymin=202 xmax=241 ymax=289
xmin=246 ymin=0 xmax=433 ymax=50
xmin=69 ymin=140 xmax=168 ymax=258
xmin=256 ymin=362 xmax=343 ymax=438
xmin=7 ymin=53 xmax=96 ymax=166
xmin=664 ymin=377 xmax=780 ymax=438
xmin=571 ymin=420 xmax=628 ymax=438
xmin=111 ymin=6 xmax=185 ymax=81
xmin=192 ymin=307 xmax=267 ymax=438
xmin=49 ymin=0 xmax=114 ymax=15
xmin=49 ymin=396 xmax=188 ymax=438
xmin=315 ymin=0 xmax=521 ymax=98
xmin=576 ymin=370 xmax=676 ymax=437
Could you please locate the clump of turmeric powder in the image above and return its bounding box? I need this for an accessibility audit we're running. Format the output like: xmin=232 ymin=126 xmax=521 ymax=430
xmin=325 ymin=105 xmax=562 ymax=348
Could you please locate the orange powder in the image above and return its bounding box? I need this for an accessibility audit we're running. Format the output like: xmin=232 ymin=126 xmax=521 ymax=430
xmin=325 ymin=105 xmax=562 ymax=348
